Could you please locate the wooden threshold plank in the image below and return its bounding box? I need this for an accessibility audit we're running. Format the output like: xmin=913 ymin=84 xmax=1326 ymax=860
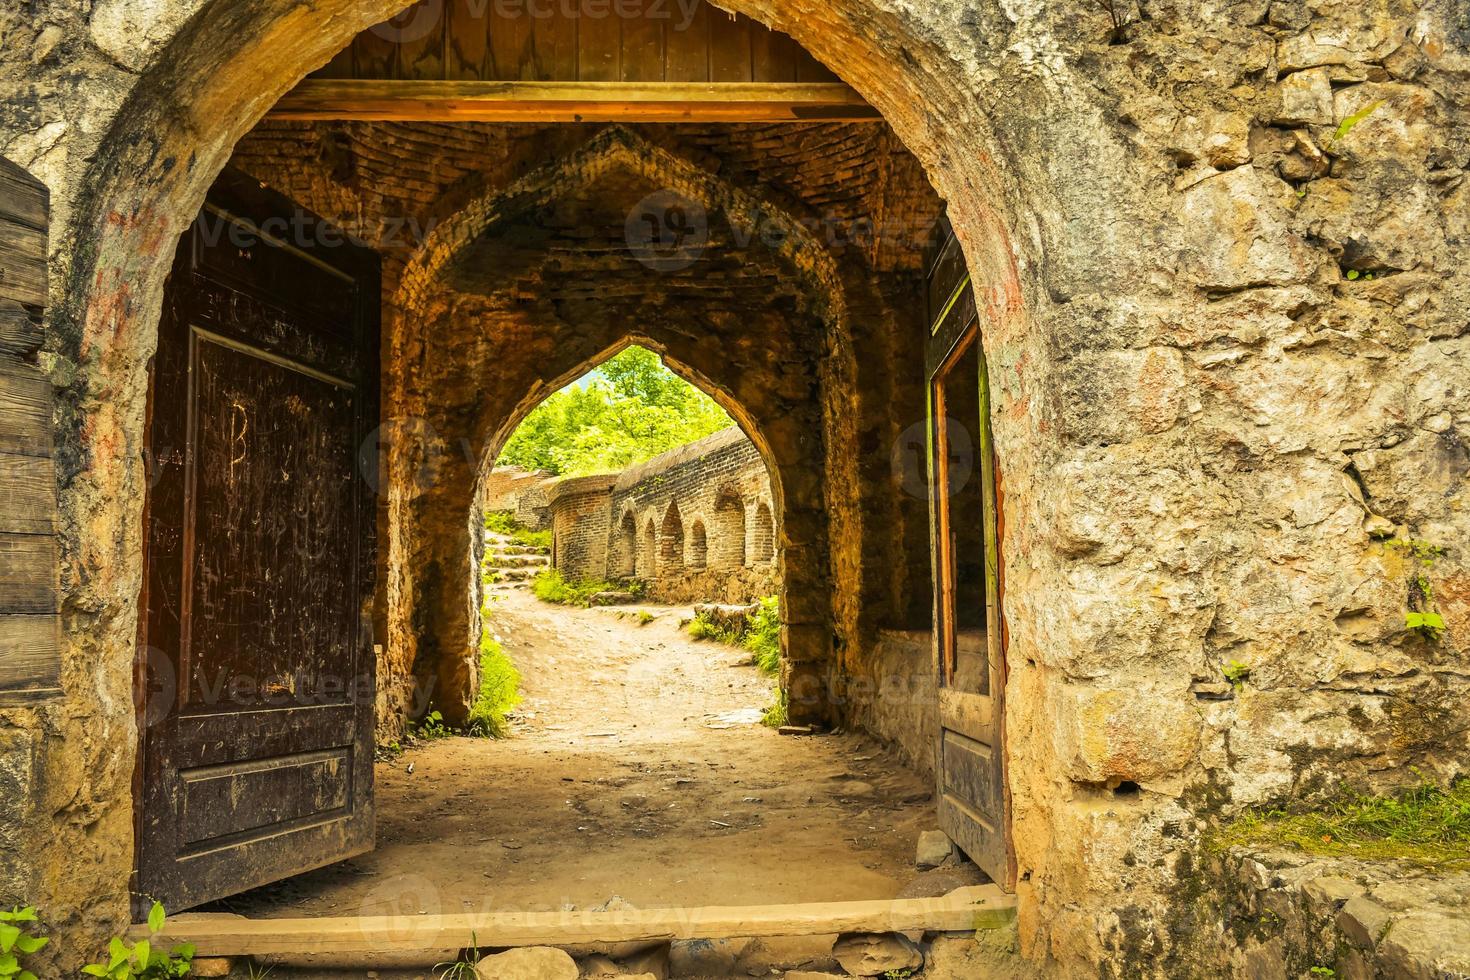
xmin=268 ymin=79 xmax=881 ymax=123
xmin=144 ymin=887 xmax=1015 ymax=957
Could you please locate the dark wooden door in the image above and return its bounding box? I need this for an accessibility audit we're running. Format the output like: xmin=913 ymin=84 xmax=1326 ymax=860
xmin=136 ymin=169 xmax=380 ymax=915
xmin=925 ymin=218 xmax=1013 ymax=887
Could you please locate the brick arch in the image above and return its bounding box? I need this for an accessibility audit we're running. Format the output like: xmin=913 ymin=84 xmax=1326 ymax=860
xmin=689 ymin=518 xmax=709 ymax=570
xmin=615 ymin=507 xmax=639 ymax=578
xmin=659 ymin=501 xmax=686 ymax=571
xmin=712 ymin=486 xmax=748 ymax=570
xmin=394 ymin=124 xmax=849 ymax=328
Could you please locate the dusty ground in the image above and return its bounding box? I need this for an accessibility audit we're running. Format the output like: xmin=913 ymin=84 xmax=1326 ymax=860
xmin=217 ymin=587 xmax=946 ymax=975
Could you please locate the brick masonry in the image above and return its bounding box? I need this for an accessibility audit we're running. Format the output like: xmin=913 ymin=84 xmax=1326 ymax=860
xmin=538 ymin=427 xmax=780 ymax=604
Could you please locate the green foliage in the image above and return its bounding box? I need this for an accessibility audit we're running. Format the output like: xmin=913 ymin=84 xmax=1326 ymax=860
xmin=763 ymin=688 xmax=789 ymax=729
xmin=744 ymin=596 xmax=782 ymax=676
xmin=636 ymin=610 xmax=655 ymax=626
xmin=687 ymin=596 xmax=781 ymax=675
xmin=1333 ymin=99 xmax=1384 ymax=142
xmin=467 ymin=627 xmax=522 ymax=737
xmin=1213 ymin=776 xmax=1470 ymax=869
xmin=1310 ymin=968 xmax=1337 ymax=977
xmin=434 ymin=934 xmax=483 ymax=979
xmin=1222 ymin=660 xmax=1251 ymax=689
xmin=531 ymin=569 xmax=627 ymax=607
xmin=415 ymin=710 xmax=454 ymax=740
xmin=497 ymin=346 xmax=733 ymax=477
xmin=1387 ymin=538 xmax=1449 ymax=643
xmin=484 ymin=511 xmax=552 ymax=550
xmin=0 ymin=907 xmax=48 ymax=980
xmin=81 ymin=903 xmax=195 ymax=979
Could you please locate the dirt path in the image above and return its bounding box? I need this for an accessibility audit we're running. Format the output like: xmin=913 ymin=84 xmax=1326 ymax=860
xmin=223 ymin=587 xmax=936 ymax=927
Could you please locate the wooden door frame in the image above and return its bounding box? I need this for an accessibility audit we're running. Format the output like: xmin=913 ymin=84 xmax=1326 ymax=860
xmin=924 ymin=219 xmax=1016 ymax=888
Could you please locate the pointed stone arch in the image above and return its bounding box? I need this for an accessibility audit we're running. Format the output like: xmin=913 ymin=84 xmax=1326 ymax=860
xmin=660 ymin=500 xmax=686 ymax=571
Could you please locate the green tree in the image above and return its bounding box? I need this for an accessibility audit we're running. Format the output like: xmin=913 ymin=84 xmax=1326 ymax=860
xmin=497 ymin=346 xmax=733 ymax=476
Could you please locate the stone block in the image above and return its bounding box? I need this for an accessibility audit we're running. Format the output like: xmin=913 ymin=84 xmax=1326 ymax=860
xmin=1275 ymin=68 xmax=1333 ymax=126
xmin=475 ymin=947 xmax=578 ymax=980
xmin=1178 ymin=166 xmax=1317 ymax=289
xmin=1056 ymin=685 xmax=1201 ymax=785
xmin=1336 ymin=897 xmax=1392 ymax=949
xmin=832 ymin=932 xmax=922 ymax=976
xmin=916 ymin=829 xmax=956 ymax=870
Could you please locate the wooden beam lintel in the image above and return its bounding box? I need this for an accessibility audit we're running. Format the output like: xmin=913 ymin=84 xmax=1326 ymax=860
xmin=268 ymin=80 xmax=882 ymax=123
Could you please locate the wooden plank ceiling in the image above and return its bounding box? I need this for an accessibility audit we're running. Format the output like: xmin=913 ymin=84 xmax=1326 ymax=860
xmin=271 ymin=0 xmax=879 ymax=123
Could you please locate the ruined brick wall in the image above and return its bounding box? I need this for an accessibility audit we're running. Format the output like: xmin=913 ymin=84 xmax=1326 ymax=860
xmin=545 ymin=475 xmax=617 ymax=582
xmin=482 ymin=466 xmax=556 ymax=531
xmin=607 ymin=427 xmax=780 ymax=604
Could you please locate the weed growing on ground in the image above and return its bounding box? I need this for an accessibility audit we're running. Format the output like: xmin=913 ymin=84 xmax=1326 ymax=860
xmin=433 ymin=935 xmax=483 ymax=979
xmin=1212 ymin=776 xmax=1470 ymax=869
xmin=82 ymin=902 xmax=194 ymax=979
xmin=531 ymin=569 xmax=627 ymax=607
xmin=762 ymin=688 xmax=790 ymax=729
xmin=688 ymin=595 xmax=782 ymax=675
xmin=414 ymin=711 xmax=454 ymax=740
xmin=637 ymin=610 xmax=655 ymax=625
xmin=467 ymin=628 xmax=522 ymax=738
xmin=484 ymin=510 xmax=552 ymax=550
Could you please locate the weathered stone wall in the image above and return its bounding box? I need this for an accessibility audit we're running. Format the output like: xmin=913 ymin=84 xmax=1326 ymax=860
xmin=1168 ymin=847 xmax=1470 ymax=979
xmin=1 ymin=0 xmax=1468 ymax=975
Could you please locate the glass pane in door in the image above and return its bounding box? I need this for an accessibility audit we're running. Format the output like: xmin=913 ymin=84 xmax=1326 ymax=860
xmin=933 ymin=331 xmax=989 ymax=696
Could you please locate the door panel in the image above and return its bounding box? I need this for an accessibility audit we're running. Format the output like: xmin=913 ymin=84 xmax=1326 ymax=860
xmin=136 ymin=169 xmax=380 ymax=915
xmin=925 ymin=217 xmax=1012 ymax=887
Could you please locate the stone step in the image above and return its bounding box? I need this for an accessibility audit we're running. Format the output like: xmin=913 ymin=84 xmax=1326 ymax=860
xmin=487 ymin=554 xmax=549 ymax=568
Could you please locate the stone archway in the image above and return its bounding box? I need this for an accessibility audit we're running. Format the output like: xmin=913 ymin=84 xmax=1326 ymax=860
xmin=30 ymin=0 xmax=1053 ymax=961
xmin=28 ymin=0 xmax=1461 ymax=973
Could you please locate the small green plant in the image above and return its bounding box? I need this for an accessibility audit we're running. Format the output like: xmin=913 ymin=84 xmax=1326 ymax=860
xmin=246 ymin=964 xmax=275 ymax=980
xmin=743 ymin=595 xmax=782 ymax=675
xmin=1332 ymin=99 xmax=1384 ymax=142
xmin=81 ymin=902 xmax=195 ymax=979
xmin=762 ymin=687 xmax=789 ymax=729
xmin=531 ymin=569 xmax=627 ymax=607
xmin=1222 ymin=660 xmax=1251 ymax=689
xmin=1310 ymin=967 xmax=1337 ymax=977
xmin=415 ymin=710 xmax=454 ymax=740
xmin=687 ymin=613 xmax=738 ymax=643
xmin=1387 ymin=538 xmax=1449 ymax=643
xmin=637 ymin=610 xmax=655 ymax=626
xmin=883 ymin=971 xmax=916 ymax=980
xmin=0 ymin=906 xmax=48 ymax=980
xmin=466 ymin=626 xmax=521 ymax=738
xmin=433 ymin=934 xmax=483 ymax=979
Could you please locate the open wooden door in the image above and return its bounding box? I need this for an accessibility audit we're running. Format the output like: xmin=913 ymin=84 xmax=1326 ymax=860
xmin=925 ymin=218 xmax=1014 ymax=887
xmin=135 ymin=170 xmax=381 ymax=915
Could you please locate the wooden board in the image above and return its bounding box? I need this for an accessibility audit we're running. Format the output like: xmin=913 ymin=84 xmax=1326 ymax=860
xmin=0 ymin=614 xmax=60 ymax=696
xmin=0 ymin=157 xmax=56 ymax=705
xmin=0 ymin=357 xmax=54 ymax=458
xmin=311 ymin=0 xmax=832 ymax=85
xmin=142 ymin=887 xmax=1017 ymax=957
xmin=269 ymin=80 xmax=880 ymax=123
xmin=0 ymin=301 xmax=42 ymax=356
xmin=0 ymin=452 xmax=56 ymax=535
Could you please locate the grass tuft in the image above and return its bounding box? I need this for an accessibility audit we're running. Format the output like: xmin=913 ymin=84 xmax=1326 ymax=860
xmin=484 ymin=510 xmax=552 ymax=550
xmin=466 ymin=625 xmax=522 ymax=738
xmin=1212 ymin=777 xmax=1470 ymax=869
xmin=531 ymin=568 xmax=630 ymax=607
